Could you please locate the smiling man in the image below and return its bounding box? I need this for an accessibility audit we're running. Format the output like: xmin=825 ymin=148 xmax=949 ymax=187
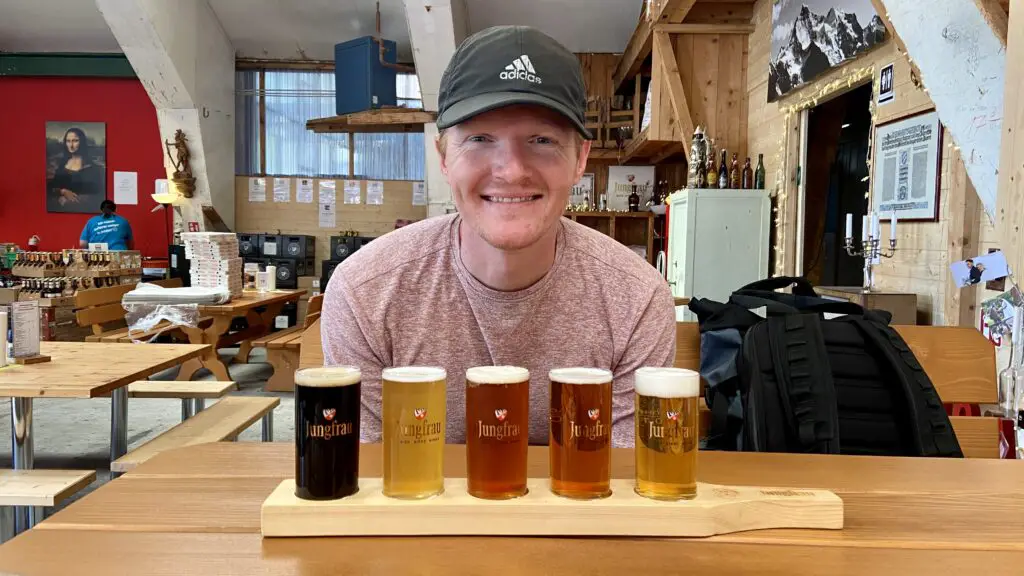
xmin=321 ymin=25 xmax=676 ymax=448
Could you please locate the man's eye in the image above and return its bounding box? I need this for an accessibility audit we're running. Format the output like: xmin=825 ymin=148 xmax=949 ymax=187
xmin=533 ymin=136 xmax=555 ymax=145
xmin=467 ymin=135 xmax=489 ymax=143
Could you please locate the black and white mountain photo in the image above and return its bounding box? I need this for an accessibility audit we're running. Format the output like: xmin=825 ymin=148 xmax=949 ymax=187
xmin=768 ymin=0 xmax=887 ymax=102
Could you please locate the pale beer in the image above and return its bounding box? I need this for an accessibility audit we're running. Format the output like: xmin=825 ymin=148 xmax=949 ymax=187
xmin=382 ymin=366 xmax=447 ymax=499
xmin=634 ymin=367 xmax=699 ymax=500
xmin=465 ymin=366 xmax=530 ymax=499
xmin=294 ymin=366 xmax=361 ymax=500
xmin=548 ymin=367 xmax=613 ymax=499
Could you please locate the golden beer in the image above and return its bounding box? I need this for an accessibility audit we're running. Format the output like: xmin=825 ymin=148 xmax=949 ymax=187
xmin=548 ymin=367 xmax=613 ymax=499
xmin=465 ymin=366 xmax=530 ymax=500
xmin=382 ymin=366 xmax=447 ymax=499
xmin=634 ymin=367 xmax=700 ymax=500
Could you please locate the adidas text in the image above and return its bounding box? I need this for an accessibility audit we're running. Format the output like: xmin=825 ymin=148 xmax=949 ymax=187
xmin=499 ymin=69 xmax=542 ymax=84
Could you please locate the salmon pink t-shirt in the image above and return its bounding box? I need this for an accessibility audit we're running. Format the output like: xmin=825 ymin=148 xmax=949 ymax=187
xmin=321 ymin=214 xmax=676 ymax=447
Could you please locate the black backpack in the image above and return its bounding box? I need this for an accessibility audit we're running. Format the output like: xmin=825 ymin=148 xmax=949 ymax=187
xmin=688 ymin=276 xmax=963 ymax=457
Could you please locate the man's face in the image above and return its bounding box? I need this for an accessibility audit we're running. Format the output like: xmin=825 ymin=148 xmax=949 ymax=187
xmin=440 ymin=105 xmax=590 ymax=251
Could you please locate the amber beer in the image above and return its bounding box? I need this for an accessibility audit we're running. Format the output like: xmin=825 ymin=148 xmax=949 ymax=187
xmin=634 ymin=367 xmax=700 ymax=500
xmin=465 ymin=366 xmax=530 ymax=499
xmin=549 ymin=367 xmax=613 ymax=499
xmin=382 ymin=366 xmax=447 ymax=499
xmin=294 ymin=366 xmax=361 ymax=500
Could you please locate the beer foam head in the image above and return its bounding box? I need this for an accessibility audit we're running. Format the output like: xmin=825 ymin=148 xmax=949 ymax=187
xmin=466 ymin=365 xmax=530 ymax=385
xmin=548 ymin=367 xmax=613 ymax=385
xmin=634 ymin=367 xmax=699 ymax=398
xmin=294 ymin=366 xmax=361 ymax=388
xmin=382 ymin=366 xmax=447 ymax=383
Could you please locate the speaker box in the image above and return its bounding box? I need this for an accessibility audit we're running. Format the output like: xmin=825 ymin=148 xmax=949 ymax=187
xmin=353 ymin=236 xmax=376 ymax=251
xmin=321 ymin=259 xmax=343 ymax=292
xmin=330 ymin=236 xmax=356 ymax=260
xmin=238 ymin=233 xmax=263 ymax=257
xmin=261 ymin=234 xmax=281 ymax=258
xmin=168 ymin=245 xmax=191 ymax=287
xmin=283 ymin=235 xmax=316 ymax=260
xmin=271 ymin=259 xmax=299 ymax=289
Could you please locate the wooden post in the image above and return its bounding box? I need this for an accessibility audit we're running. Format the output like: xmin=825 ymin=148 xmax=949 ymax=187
xmin=944 ymin=147 xmax=981 ymax=326
xmin=997 ymin=0 xmax=1023 ymax=288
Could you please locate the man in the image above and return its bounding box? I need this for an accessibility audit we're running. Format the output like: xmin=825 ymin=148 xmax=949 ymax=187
xmin=321 ymin=25 xmax=676 ymax=448
xmin=970 ymin=262 xmax=986 ymax=285
xmin=80 ymin=200 xmax=133 ymax=251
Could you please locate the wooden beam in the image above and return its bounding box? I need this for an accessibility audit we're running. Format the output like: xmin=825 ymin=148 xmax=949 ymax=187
xmin=612 ymin=0 xmax=697 ymax=92
xmin=235 ymin=58 xmax=335 ymax=71
xmin=974 ymin=0 xmax=1009 ymax=46
xmin=996 ymin=0 xmax=1024 ymax=286
xmin=654 ymin=31 xmax=694 ymax=161
xmin=305 ymin=109 xmax=437 ymax=134
xmin=944 ymin=146 xmax=981 ymax=327
xmin=651 ymin=142 xmax=683 ymax=164
xmin=654 ymin=23 xmax=755 ymax=34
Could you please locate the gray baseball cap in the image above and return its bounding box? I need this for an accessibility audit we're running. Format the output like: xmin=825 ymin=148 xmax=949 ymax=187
xmin=436 ymin=25 xmax=591 ymax=139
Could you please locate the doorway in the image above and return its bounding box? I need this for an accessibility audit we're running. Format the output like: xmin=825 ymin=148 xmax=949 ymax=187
xmin=801 ymin=83 xmax=873 ymax=287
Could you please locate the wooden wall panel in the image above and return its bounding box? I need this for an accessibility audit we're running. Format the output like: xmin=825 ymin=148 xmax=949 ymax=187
xmin=685 ymin=1 xmax=755 ymax=24
xmin=233 ymin=177 xmax=427 ymax=277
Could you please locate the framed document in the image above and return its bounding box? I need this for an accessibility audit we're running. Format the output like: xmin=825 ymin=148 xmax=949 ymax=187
xmin=871 ymin=110 xmax=942 ymax=222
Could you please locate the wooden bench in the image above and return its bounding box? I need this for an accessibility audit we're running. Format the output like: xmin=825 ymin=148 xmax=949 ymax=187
xmin=111 ymin=396 xmax=280 ymax=473
xmin=0 ymin=469 xmax=95 ymax=507
xmin=74 ymin=278 xmax=199 ymax=343
xmin=127 ymin=380 xmax=237 ymax=420
xmin=254 ymin=295 xmax=323 ymax=392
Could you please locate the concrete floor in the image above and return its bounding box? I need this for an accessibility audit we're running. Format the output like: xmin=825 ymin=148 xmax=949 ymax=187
xmin=0 ymin=347 xmax=294 ymax=532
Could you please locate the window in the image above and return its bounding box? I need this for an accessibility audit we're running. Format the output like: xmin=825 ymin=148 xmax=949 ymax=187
xmin=234 ymin=70 xmax=425 ymax=180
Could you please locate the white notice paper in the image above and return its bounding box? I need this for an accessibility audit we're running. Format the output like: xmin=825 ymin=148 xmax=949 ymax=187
xmin=344 ymin=180 xmax=362 ymax=205
xmin=113 ymin=171 xmax=138 ymax=205
xmin=412 ymin=182 xmax=427 ymax=206
xmin=11 ymin=301 xmax=40 ymax=358
xmin=367 ymin=181 xmax=384 ymax=205
xmin=273 ymin=178 xmax=291 ymax=203
xmin=296 ymin=179 xmax=314 ymax=203
xmin=319 ymin=202 xmax=336 ymax=228
xmin=249 ymin=177 xmax=266 ymax=202
xmin=319 ymin=180 xmax=336 ymax=205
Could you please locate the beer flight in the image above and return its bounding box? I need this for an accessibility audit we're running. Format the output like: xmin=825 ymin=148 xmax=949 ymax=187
xmin=294 ymin=364 xmax=699 ymax=503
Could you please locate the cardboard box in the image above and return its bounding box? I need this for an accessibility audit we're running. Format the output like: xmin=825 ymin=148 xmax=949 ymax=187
xmin=0 ymin=287 xmax=21 ymax=305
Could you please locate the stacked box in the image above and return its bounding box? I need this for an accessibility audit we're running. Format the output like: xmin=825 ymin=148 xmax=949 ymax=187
xmin=181 ymin=233 xmax=243 ymax=299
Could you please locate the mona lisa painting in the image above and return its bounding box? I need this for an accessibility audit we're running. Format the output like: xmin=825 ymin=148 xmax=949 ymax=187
xmin=45 ymin=122 xmax=106 ymax=214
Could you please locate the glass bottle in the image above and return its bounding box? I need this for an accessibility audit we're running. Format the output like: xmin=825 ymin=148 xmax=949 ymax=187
xmin=706 ymin=142 xmax=718 ymax=189
xmin=742 ymin=157 xmax=754 ymax=189
xmin=729 ymin=154 xmax=741 ymax=189
xmin=755 ymin=154 xmax=766 ymax=189
xmin=628 ymin=184 xmax=640 ymax=212
xmin=718 ymin=149 xmax=728 ymax=189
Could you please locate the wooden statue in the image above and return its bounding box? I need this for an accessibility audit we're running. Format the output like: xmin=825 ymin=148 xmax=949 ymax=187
xmin=165 ymin=129 xmax=196 ymax=198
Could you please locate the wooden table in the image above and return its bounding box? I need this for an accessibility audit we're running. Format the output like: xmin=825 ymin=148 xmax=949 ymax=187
xmin=2 ymin=443 xmax=1023 ymax=574
xmin=176 ymin=289 xmax=304 ymax=381
xmin=0 ymin=342 xmax=208 ymax=531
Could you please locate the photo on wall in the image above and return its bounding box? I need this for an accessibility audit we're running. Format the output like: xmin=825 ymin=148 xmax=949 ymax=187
xmin=768 ymin=0 xmax=888 ymax=102
xmin=45 ymin=121 xmax=107 ymax=214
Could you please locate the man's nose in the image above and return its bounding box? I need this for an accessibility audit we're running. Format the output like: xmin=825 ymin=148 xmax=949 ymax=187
xmin=491 ymin=142 xmax=531 ymax=182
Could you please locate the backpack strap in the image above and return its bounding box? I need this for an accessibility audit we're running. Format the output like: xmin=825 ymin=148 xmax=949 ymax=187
xmin=850 ymin=317 xmax=964 ymax=457
xmin=762 ymin=314 xmax=840 ymax=453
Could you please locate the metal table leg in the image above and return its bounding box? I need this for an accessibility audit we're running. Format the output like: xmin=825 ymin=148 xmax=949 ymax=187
xmin=110 ymin=387 xmax=128 ymax=474
xmin=11 ymin=397 xmax=35 ymax=533
xmin=181 ymin=399 xmax=194 ymax=421
xmin=262 ymin=411 xmax=274 ymax=442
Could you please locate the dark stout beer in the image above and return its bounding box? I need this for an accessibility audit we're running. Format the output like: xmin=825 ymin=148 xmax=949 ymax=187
xmin=549 ymin=367 xmax=613 ymax=499
xmin=294 ymin=366 xmax=361 ymax=500
xmin=465 ymin=366 xmax=530 ymax=500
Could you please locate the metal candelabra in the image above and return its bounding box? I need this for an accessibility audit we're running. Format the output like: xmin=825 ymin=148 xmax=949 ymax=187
xmin=843 ymin=234 xmax=897 ymax=292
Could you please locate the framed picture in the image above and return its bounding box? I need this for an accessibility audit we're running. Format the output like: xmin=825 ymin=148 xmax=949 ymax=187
xmin=870 ymin=110 xmax=942 ymax=222
xmin=45 ymin=121 xmax=107 ymax=214
xmin=570 ymin=173 xmax=595 ymax=208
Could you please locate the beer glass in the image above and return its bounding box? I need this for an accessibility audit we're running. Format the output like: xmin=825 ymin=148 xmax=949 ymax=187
xmin=465 ymin=366 xmax=530 ymax=499
xmin=548 ymin=367 xmax=613 ymax=499
xmin=382 ymin=366 xmax=447 ymax=499
xmin=294 ymin=366 xmax=361 ymax=500
xmin=634 ymin=367 xmax=700 ymax=500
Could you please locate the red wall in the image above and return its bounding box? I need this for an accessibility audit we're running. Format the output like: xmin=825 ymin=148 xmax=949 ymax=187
xmin=0 ymin=77 xmax=171 ymax=258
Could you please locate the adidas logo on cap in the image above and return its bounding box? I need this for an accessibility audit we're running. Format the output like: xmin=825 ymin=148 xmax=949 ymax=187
xmin=499 ymin=54 xmax=542 ymax=84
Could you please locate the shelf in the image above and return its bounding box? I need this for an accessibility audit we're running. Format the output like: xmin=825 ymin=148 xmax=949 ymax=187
xmin=567 ymin=211 xmax=655 ymax=219
xmin=306 ymin=108 xmax=437 ymax=134
xmin=620 ymin=129 xmax=685 ymax=164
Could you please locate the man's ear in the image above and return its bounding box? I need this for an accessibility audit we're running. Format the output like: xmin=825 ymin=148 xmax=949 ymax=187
xmin=436 ymin=137 xmax=449 ymax=177
xmin=575 ymin=139 xmax=592 ymax=181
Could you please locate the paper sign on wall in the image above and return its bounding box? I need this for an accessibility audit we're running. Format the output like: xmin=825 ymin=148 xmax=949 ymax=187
xmin=367 ymin=181 xmax=384 ymax=205
xmin=607 ymin=166 xmax=654 ymax=211
xmin=249 ymin=177 xmax=266 ymax=202
xmin=11 ymin=301 xmax=40 ymax=358
xmin=114 ymin=171 xmax=138 ymax=205
xmin=273 ymin=178 xmax=291 ymax=202
xmin=319 ymin=202 xmax=336 ymax=228
xmin=296 ymin=179 xmax=314 ymax=203
xmin=878 ymin=63 xmax=895 ymax=105
xmin=344 ymin=180 xmax=362 ymax=205
xmin=318 ymin=180 xmax=336 ymax=205
xmin=412 ymin=182 xmax=427 ymax=206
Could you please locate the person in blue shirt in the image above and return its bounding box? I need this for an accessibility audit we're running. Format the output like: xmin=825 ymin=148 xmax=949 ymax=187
xmin=79 ymin=200 xmax=134 ymax=251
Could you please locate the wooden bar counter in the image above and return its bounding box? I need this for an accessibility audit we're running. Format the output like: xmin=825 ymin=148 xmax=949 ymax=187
xmin=2 ymin=443 xmax=1024 ymax=574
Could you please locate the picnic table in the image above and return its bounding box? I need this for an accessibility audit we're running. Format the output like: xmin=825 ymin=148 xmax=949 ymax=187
xmin=174 ymin=289 xmax=305 ymax=381
xmin=2 ymin=442 xmax=1024 ymax=573
xmin=0 ymin=341 xmax=209 ymax=530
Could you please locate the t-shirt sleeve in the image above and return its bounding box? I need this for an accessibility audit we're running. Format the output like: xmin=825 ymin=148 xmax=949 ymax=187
xmin=321 ymin=273 xmax=385 ymax=443
xmin=80 ymin=221 xmax=92 ymax=242
xmin=610 ymin=281 xmax=677 ymax=448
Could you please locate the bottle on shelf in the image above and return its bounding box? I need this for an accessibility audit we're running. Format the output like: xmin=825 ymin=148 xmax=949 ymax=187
xmin=628 ymin=184 xmax=640 ymax=212
xmin=696 ymin=156 xmax=708 ymax=189
xmin=706 ymin=142 xmax=718 ymax=189
xmin=729 ymin=154 xmax=741 ymax=189
xmin=718 ymin=149 xmax=728 ymax=189
xmin=755 ymin=154 xmax=766 ymax=189
xmin=742 ymin=157 xmax=753 ymax=189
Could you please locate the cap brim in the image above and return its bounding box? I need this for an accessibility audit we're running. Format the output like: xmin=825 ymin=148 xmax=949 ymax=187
xmin=435 ymin=91 xmax=592 ymax=139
